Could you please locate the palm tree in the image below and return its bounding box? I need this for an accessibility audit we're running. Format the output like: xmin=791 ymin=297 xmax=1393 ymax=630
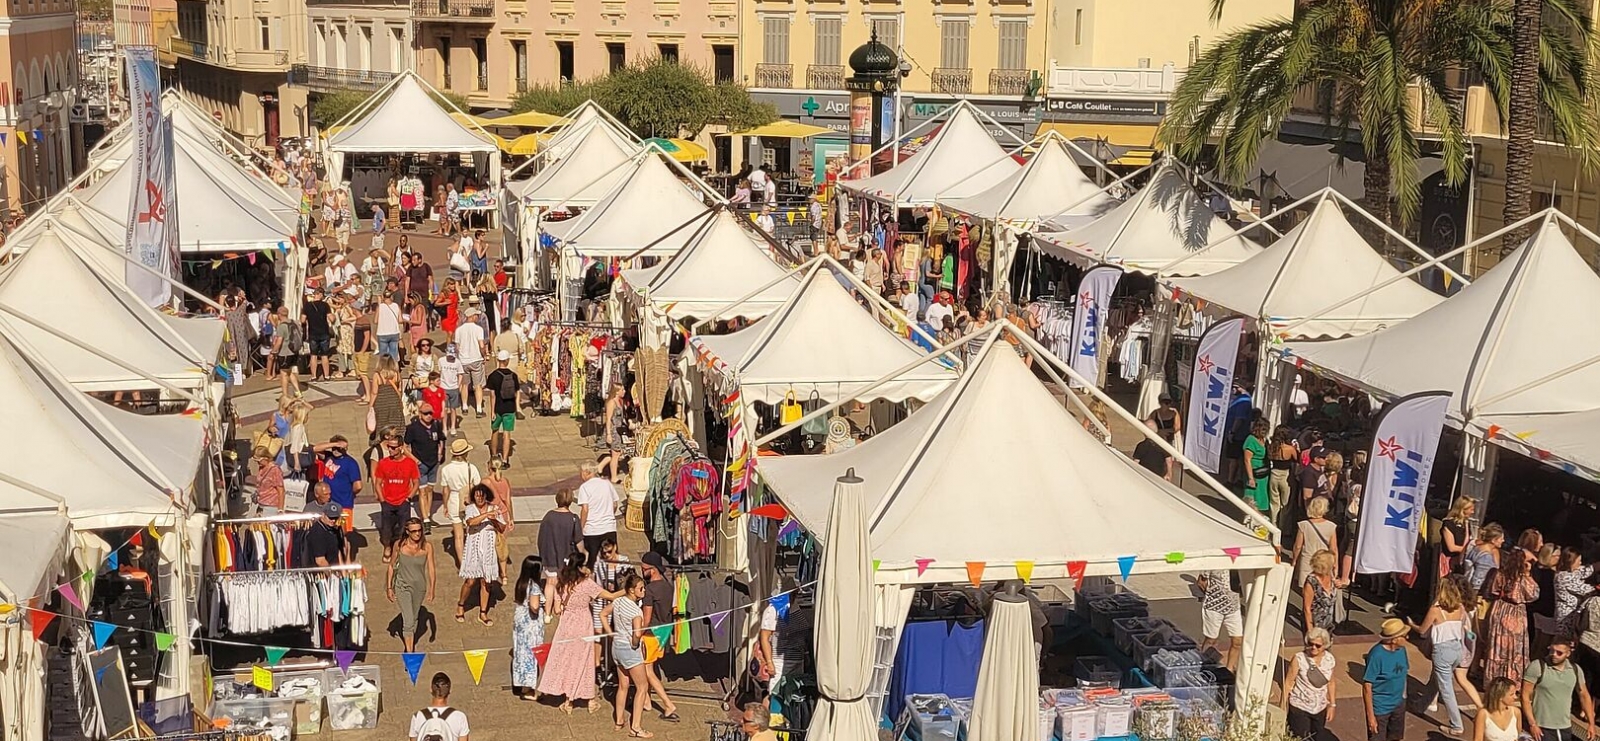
xmin=1168 ymin=0 xmax=1595 ymax=230
xmin=1501 ymin=0 xmax=1599 ymax=250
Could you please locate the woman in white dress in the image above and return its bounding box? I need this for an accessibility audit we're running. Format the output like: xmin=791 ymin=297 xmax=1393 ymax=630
xmin=1475 ymin=678 xmax=1521 ymax=741
xmin=457 ymin=483 xmax=504 ymax=626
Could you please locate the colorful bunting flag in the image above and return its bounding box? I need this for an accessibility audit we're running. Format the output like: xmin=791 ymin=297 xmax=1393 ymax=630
xmin=1014 ymin=561 xmax=1034 ymax=584
xmin=463 ymin=650 xmax=488 ymax=685
xmin=1222 ymin=547 xmax=1241 ymax=562
xmin=17 ymin=130 xmax=27 ymax=144
xmin=402 ymin=652 xmax=426 ymax=684
xmin=1164 ymin=552 xmax=1185 ymax=564
xmin=106 ymin=551 xmax=118 ymax=570
xmin=252 ymin=665 xmax=274 ymax=691
xmin=30 ymin=610 xmax=54 ymax=642
xmin=154 ymin=632 xmax=175 ymax=652
xmin=335 ymin=650 xmax=357 ymax=672
xmin=1485 ymin=424 xmax=1502 ymax=439
xmin=264 ymin=646 xmax=289 ymax=665
xmin=771 ymin=593 xmax=791 ymax=621
xmin=872 ymin=560 xmax=881 ymax=572
xmin=531 ymin=644 xmax=551 ymax=667
xmin=649 ymin=625 xmax=672 ymax=644
xmin=58 ymin=583 xmax=83 ymax=612
xmin=1065 ymin=561 xmax=1086 ymax=590
xmin=914 ymin=558 xmax=934 ymax=577
xmin=1116 ymin=555 xmax=1136 ymax=582
xmin=965 ymin=562 xmax=985 ymax=588
xmin=92 ymin=621 xmax=116 ymax=649
xmin=130 ymin=530 xmax=143 ymax=548
xmin=747 ymin=504 xmax=788 ymax=520
xmin=1515 ymin=430 xmax=1539 ymax=441
xmin=146 ymin=523 xmax=162 ymax=542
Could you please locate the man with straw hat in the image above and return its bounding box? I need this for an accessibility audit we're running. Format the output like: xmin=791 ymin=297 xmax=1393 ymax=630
xmin=437 ymin=438 xmax=481 ymax=554
xmin=1363 ymin=618 xmax=1411 ymax=741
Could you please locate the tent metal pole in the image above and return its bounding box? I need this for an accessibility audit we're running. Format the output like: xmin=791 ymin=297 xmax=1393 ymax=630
xmin=1006 ymin=320 xmax=1280 ymax=537
xmin=326 ymin=70 xmax=406 ymax=131
xmin=748 ymin=323 xmax=986 ymax=448
xmin=1022 ymin=338 xmax=1113 ymax=441
xmin=1170 ymin=158 xmax=1283 ymax=238
xmin=60 ymin=207 xmax=229 ymax=312
xmin=0 ymin=305 xmax=209 ymax=408
xmin=690 ymin=256 xmax=819 ymax=332
xmin=815 ymin=253 xmax=948 ymax=356
xmin=1328 ymin=189 xmax=1470 ymax=286
xmin=1037 ymin=158 xmax=1159 ymax=228
xmin=618 ymin=206 xmax=720 ymax=262
xmin=1273 ymin=207 xmax=1553 ymax=335
xmin=1154 ymin=188 xmax=1330 ymax=276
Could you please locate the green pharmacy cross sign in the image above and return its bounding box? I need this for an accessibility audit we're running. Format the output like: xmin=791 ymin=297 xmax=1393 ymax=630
xmin=801 ymin=96 xmax=820 ymax=117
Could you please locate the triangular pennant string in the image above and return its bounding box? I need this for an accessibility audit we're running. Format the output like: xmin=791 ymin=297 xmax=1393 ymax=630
xmin=1066 ymin=561 xmax=1087 ymax=590
xmin=463 ymin=650 xmax=488 ymax=685
xmin=1164 ymin=552 xmax=1186 ymax=564
xmin=914 ymin=558 xmax=934 ymax=577
xmin=965 ymin=562 xmax=985 ymax=588
xmin=1116 ymin=556 xmax=1136 ymax=582
xmin=30 ymin=610 xmax=55 ymax=642
xmin=1014 ymin=561 xmax=1034 ymax=584
xmin=92 ymin=621 xmax=116 ymax=649
xmin=1222 ymin=547 xmax=1241 ymax=562
xmin=154 ymin=632 xmax=175 ymax=652
xmin=402 ymin=652 xmax=426 ymax=684
xmin=58 ymin=583 xmax=83 ymax=612
xmin=264 ymin=646 xmax=289 ymax=665
xmin=106 ymin=551 xmax=118 ymax=570
xmin=334 ymin=650 xmax=357 ymax=672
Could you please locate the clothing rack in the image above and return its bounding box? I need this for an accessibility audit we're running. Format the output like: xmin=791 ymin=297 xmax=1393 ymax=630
xmin=661 ymin=563 xmax=744 ymax=702
xmin=213 ymin=513 xmax=320 ymax=525
xmin=211 ymin=563 xmax=363 ymax=577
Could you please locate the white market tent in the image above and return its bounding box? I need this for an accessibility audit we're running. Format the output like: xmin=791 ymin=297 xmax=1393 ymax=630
xmin=839 ymin=102 xmax=1021 ymax=207
xmin=1475 ymin=407 xmax=1600 ymax=481
xmin=509 ymin=119 xmax=640 ymax=206
xmin=327 ymin=72 xmax=498 ymax=155
xmin=541 ymin=150 xmax=714 ymax=257
xmin=79 ymin=119 xmax=299 ymax=254
xmin=1032 ymin=164 xmax=1263 ymax=276
xmin=0 ymin=506 xmax=70 ymax=741
xmin=758 ymin=331 xmax=1277 ymax=583
xmin=539 ymin=101 xmax=640 ymax=164
xmin=938 ymin=137 xmax=1116 ymax=225
xmin=1287 ymin=212 xmax=1600 ymax=427
xmin=0 ymin=219 xmax=222 ymax=393
xmin=0 ymin=319 xmax=206 ymax=529
xmin=1169 ymin=195 xmax=1443 ymax=339
xmin=689 ymin=263 xmax=958 ymax=405
xmin=618 ymin=209 xmax=799 ymax=322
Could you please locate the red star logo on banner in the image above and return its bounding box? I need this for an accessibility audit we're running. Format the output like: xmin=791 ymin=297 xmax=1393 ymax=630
xmin=137 ymin=180 xmax=167 ymax=225
xmin=1079 ymin=290 xmax=1094 ymax=310
xmin=1196 ymin=354 xmax=1215 ymax=375
xmin=1376 ymin=435 xmax=1405 ymax=462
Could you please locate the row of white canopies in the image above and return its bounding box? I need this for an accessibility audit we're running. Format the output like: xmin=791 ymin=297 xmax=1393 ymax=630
xmin=836 ymin=99 xmax=1600 ymax=492
xmin=0 ymin=94 xmax=267 ymax=741
xmin=529 ymin=101 xmax=1291 ymax=726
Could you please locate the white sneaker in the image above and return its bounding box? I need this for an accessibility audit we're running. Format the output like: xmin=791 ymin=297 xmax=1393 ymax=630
xmin=1427 ymin=701 xmax=1438 ymax=712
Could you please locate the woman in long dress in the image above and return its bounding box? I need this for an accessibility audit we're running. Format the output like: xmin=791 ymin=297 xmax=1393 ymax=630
xmin=457 ymin=484 xmax=505 ymax=626
xmin=539 ymin=553 xmax=623 ymax=713
xmin=510 ymin=556 xmax=545 ymax=700
xmin=1483 ymin=548 xmax=1540 ymax=683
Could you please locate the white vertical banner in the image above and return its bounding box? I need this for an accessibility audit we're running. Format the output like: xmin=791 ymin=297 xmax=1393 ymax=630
xmin=1354 ymin=391 xmax=1452 ymax=575
xmin=123 ymin=47 xmax=175 ymax=307
xmin=1182 ymin=316 xmax=1245 ymax=473
xmin=1068 ymin=266 xmax=1121 ymax=388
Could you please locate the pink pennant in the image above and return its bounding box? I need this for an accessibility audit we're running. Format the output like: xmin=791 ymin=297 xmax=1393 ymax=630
xmin=57 ymin=583 xmax=83 ymax=612
xmin=914 ymin=558 xmax=934 ymax=577
xmin=1222 ymin=547 xmax=1241 ymax=562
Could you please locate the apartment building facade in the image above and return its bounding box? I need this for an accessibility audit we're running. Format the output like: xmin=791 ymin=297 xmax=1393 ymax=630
xmin=294 ymin=0 xmax=411 ymax=98
xmin=410 ymin=0 xmax=739 ymax=111
xmin=168 ymin=0 xmax=309 ymax=145
xmin=1 ymin=0 xmax=82 ymax=218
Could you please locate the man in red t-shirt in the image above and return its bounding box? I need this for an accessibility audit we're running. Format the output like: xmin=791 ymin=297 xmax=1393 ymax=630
xmin=372 ymin=429 xmax=421 ymax=563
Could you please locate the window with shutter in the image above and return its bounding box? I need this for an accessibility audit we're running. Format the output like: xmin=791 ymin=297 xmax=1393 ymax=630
xmin=814 ymin=17 xmax=841 ymax=66
xmin=763 ymin=17 xmax=790 ymax=65
xmin=940 ymin=19 xmax=968 ymax=69
xmin=997 ymin=19 xmax=1027 ymax=70
xmin=872 ymin=17 xmax=899 ymax=50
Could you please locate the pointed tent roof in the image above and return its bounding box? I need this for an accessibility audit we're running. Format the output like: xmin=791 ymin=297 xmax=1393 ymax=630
xmin=80 ymin=121 xmax=298 ymax=254
xmin=0 ymin=318 xmax=205 ymax=528
xmin=756 ymin=330 xmax=1275 ymax=584
xmin=689 ymin=265 xmax=957 ymax=405
xmin=839 ymin=103 xmax=1021 ymax=207
xmin=938 ymin=138 xmax=1117 ymax=223
xmin=618 ymin=209 xmax=799 ymax=321
xmin=1171 ymin=196 xmax=1443 ymax=339
xmin=541 ymin=102 xmax=638 ymax=162
xmin=328 ymin=73 xmax=498 ymax=153
xmin=0 ymin=509 xmax=70 ymax=603
xmin=541 ymin=152 xmax=711 ymax=257
xmin=1032 ymin=165 xmax=1263 ymax=276
xmin=2 ymin=200 xmax=226 ymax=364
xmin=1288 ymin=213 xmax=1600 ymax=422
xmin=0 ymin=220 xmax=219 ymax=391
xmin=509 ymin=120 xmax=640 ymax=206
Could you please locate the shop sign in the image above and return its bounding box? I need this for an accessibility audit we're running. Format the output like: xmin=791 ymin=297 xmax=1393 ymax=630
xmin=1183 ymin=317 xmax=1245 ymax=473
xmin=754 ymin=91 xmax=851 ymax=121
xmin=1046 ymin=97 xmax=1168 ymax=117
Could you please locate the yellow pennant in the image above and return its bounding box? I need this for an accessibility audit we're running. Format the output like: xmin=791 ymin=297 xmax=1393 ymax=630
xmin=1014 ymin=561 xmax=1034 ymax=583
xmin=463 ymin=650 xmax=488 ymax=685
xmin=1514 ymin=430 xmax=1539 ymax=441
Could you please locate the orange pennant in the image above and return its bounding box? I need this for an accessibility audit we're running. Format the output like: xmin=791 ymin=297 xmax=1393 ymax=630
xmin=965 ymin=562 xmax=985 ymax=588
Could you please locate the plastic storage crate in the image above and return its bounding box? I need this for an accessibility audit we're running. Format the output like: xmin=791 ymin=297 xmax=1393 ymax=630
xmin=1073 ymin=656 xmax=1123 ymax=689
xmin=323 ymin=665 xmax=382 ymax=731
xmin=904 ymin=694 xmax=959 ymax=741
xmin=1088 ymin=595 xmax=1149 ymax=637
xmin=1095 ymin=697 xmax=1134 ymax=738
xmin=210 ymin=696 xmax=295 ymax=734
xmin=1056 ymin=705 xmax=1098 ymax=741
xmin=1112 ymin=617 xmax=1172 ymax=656
xmin=274 ymin=669 xmax=326 ymax=735
xmin=1146 ymin=649 xmax=1206 ymax=687
xmin=1133 ymin=629 xmax=1199 ymax=671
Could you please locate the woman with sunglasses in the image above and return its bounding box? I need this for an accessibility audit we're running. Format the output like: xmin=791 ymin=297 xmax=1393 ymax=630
xmin=386 ymin=517 xmax=437 ymax=652
xmin=1281 ymin=626 xmax=1337 ymax=738
xmin=1475 ymin=678 xmax=1522 ymax=741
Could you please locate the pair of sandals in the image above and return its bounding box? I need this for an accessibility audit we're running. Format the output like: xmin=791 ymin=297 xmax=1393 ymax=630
xmin=454 ymin=603 xmax=493 ymax=626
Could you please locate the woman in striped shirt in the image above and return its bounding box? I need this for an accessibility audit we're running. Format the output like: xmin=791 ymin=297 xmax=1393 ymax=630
xmin=603 ymin=574 xmax=652 ymax=738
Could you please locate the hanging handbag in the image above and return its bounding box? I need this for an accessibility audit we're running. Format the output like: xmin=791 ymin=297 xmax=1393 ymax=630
xmin=779 ymin=390 xmax=803 ymax=425
xmin=801 ymin=391 xmax=829 ymax=437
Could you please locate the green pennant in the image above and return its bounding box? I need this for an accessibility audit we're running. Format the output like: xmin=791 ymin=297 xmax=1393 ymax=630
xmin=872 ymin=560 xmax=881 ymax=572
xmin=154 ymin=632 xmax=175 ymax=652
xmin=264 ymin=646 xmax=289 ymax=665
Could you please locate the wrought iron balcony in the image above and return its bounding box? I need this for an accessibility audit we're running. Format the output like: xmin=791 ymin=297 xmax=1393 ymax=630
xmin=989 ymin=68 xmax=1032 ymax=96
xmin=806 ymin=64 xmax=845 ymax=90
xmin=289 ymin=64 xmax=397 ymax=93
xmin=931 ymin=67 xmax=972 ymax=94
xmin=755 ymin=63 xmax=793 ymax=89
xmin=168 ymin=38 xmax=209 ymax=62
xmin=411 ymin=0 xmax=495 ymax=21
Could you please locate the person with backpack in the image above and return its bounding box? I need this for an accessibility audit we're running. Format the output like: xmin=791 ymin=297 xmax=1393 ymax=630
xmin=485 ymin=351 xmax=520 ymax=462
xmin=272 ymin=305 xmax=304 ymax=398
xmin=409 ymin=673 xmax=469 ymax=741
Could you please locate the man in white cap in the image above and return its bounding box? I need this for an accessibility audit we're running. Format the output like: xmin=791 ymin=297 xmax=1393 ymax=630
xmin=485 ymin=350 xmax=520 ymax=461
xmin=323 ymin=252 xmax=361 ymax=304
xmin=454 ymin=305 xmax=489 ymax=418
